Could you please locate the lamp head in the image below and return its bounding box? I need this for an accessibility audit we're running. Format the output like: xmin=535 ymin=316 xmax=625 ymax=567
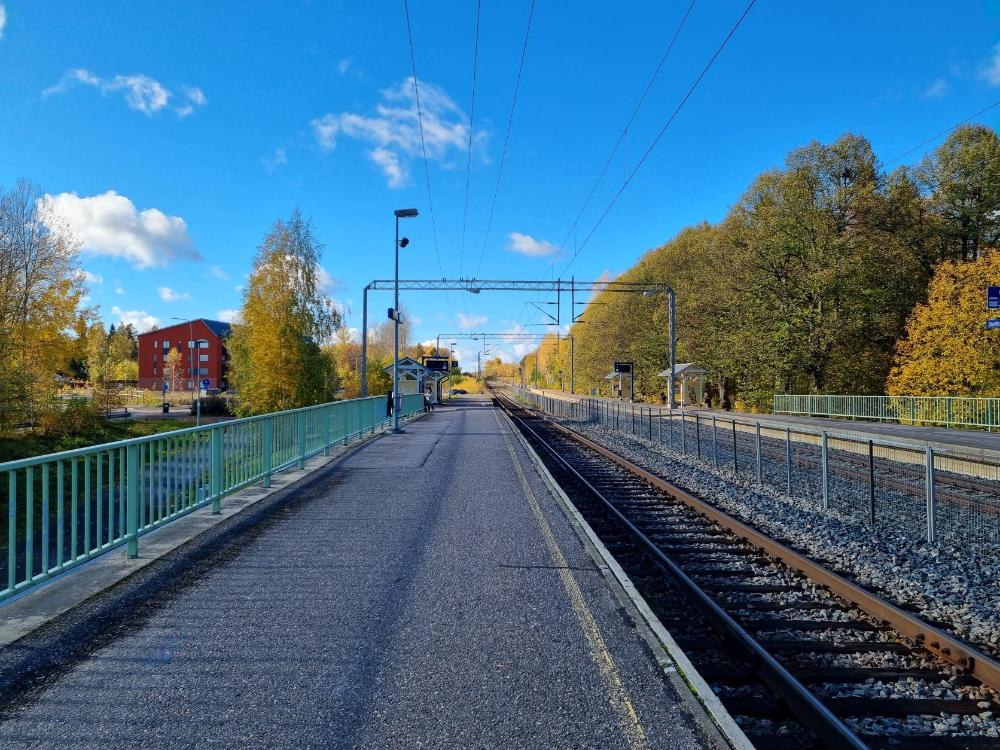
xmin=394 ymin=208 xmax=419 ymax=218
xmin=399 ymin=237 xmax=410 ymax=248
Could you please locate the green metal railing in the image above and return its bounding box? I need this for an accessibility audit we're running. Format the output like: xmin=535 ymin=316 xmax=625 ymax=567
xmin=773 ymin=394 xmax=1000 ymax=432
xmin=1 ymin=393 xmax=425 ymax=602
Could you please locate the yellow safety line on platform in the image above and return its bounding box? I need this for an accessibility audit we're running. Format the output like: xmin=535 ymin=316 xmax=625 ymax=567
xmin=493 ymin=409 xmax=651 ymax=750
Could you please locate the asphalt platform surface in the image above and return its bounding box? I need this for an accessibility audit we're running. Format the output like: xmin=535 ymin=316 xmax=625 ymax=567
xmin=0 ymin=396 xmax=714 ymax=750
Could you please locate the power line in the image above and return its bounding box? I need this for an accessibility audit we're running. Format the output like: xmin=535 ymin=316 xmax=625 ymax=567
xmin=881 ymin=97 xmax=1000 ymax=169
xmin=402 ymin=0 xmax=445 ymax=279
xmin=549 ymin=0 xmax=697 ymax=271
xmin=459 ymin=0 xmax=482 ymax=278
xmin=475 ymin=0 xmax=537 ymax=277
xmin=561 ymin=0 xmax=756 ymax=275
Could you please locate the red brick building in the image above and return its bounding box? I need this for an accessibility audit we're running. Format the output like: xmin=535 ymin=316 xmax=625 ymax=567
xmin=137 ymin=319 xmax=232 ymax=392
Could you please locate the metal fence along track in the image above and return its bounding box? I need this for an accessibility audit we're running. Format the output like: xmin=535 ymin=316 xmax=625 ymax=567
xmin=0 ymin=393 xmax=425 ymax=603
xmin=774 ymin=394 xmax=1000 ymax=432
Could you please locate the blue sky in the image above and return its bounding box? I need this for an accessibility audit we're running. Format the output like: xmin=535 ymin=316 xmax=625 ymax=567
xmin=3 ymin=1 xmax=1000 ymax=366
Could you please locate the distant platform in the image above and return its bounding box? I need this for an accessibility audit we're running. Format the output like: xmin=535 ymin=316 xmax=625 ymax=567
xmin=528 ymin=388 xmax=1000 ymax=457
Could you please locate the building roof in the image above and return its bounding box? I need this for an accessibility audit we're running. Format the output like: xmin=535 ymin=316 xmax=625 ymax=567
xmin=137 ymin=318 xmax=233 ymax=339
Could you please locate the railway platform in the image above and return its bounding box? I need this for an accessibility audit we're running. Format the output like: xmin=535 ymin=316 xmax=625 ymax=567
xmin=0 ymin=396 xmax=726 ymax=750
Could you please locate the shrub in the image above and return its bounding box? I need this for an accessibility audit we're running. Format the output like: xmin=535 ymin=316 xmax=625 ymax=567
xmin=192 ymin=396 xmax=232 ymax=417
xmin=36 ymin=398 xmax=103 ymax=438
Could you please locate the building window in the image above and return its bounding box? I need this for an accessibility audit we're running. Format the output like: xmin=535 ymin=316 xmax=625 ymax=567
xmin=153 ymin=353 xmax=158 ymax=362
xmin=153 ymin=366 xmax=157 ymax=375
xmin=199 ymin=354 xmax=208 ymax=362
xmin=163 ymin=340 xmax=170 ymax=349
xmin=154 ymin=340 xmax=158 ymax=348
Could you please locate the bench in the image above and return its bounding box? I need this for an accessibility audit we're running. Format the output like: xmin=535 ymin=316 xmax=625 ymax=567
xmin=105 ymin=409 xmax=131 ymax=420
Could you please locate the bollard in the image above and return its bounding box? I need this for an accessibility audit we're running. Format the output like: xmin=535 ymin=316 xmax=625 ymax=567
xmin=263 ymin=417 xmax=273 ymax=488
xmin=925 ymin=446 xmax=937 ymax=543
xmin=821 ymin=432 xmax=829 ymax=511
xmin=681 ymin=414 xmax=687 ymax=454
xmin=755 ymin=422 xmax=762 ymax=485
xmin=211 ymin=427 xmax=223 ymax=513
xmin=658 ymin=410 xmax=662 ymax=443
xmin=126 ymin=443 xmax=140 ymax=558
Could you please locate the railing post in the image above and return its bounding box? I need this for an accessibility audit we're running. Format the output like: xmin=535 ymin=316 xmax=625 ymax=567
xmin=755 ymin=422 xmax=762 ymax=484
xmin=211 ymin=427 xmax=223 ymax=513
xmin=925 ymin=446 xmax=936 ymax=544
xmin=297 ymin=410 xmax=307 ymax=469
xmin=785 ymin=427 xmax=792 ymax=495
xmin=695 ymin=414 xmax=701 ymax=460
xmin=262 ymin=417 xmax=273 ymax=488
xmin=732 ymin=420 xmax=738 ymax=473
xmin=323 ymin=405 xmax=331 ymax=456
xmin=712 ymin=416 xmax=718 ymax=468
xmin=821 ymin=431 xmax=829 ymax=511
xmin=126 ymin=443 xmax=139 ymax=558
xmin=681 ymin=414 xmax=687 ymax=454
xmin=867 ymin=439 xmax=875 ymax=526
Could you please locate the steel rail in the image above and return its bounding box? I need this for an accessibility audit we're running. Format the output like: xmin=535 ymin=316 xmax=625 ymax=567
xmin=494 ymin=391 xmax=869 ymax=750
xmin=502 ymin=391 xmax=1000 ymax=694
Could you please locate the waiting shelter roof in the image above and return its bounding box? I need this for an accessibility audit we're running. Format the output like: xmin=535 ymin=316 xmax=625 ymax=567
xmin=657 ymin=363 xmax=708 ymax=378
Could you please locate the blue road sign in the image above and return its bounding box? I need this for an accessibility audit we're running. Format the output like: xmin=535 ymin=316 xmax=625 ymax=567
xmin=202 ymin=378 xmax=210 ymax=389
xmin=987 ymin=318 xmax=1000 ymax=331
xmin=990 ymin=286 xmax=1000 ymax=309
xmin=162 ymin=382 xmax=169 ymax=392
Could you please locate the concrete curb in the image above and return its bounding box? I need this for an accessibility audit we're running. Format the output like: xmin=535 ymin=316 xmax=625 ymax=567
xmin=499 ymin=408 xmax=754 ymax=750
xmin=0 ymin=414 xmax=425 ymax=650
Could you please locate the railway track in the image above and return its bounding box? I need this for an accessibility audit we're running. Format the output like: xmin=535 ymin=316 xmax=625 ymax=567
xmin=493 ymin=390 xmax=1000 ymax=750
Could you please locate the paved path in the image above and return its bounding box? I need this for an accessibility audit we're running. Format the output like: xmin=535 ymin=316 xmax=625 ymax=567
xmin=531 ymin=388 xmax=1000 ymax=455
xmin=0 ymin=396 xmax=714 ymax=750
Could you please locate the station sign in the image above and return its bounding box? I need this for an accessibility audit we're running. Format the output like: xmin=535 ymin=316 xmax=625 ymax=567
xmin=421 ymin=356 xmax=450 ymax=372
xmin=987 ymin=318 xmax=1000 ymax=331
xmin=613 ymin=361 xmax=633 ymax=375
xmin=989 ymin=286 xmax=1000 ymax=309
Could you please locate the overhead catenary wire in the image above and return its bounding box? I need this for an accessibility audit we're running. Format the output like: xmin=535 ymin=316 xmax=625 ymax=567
xmin=459 ymin=0 xmax=483 ymax=279
xmin=402 ymin=0 xmax=446 ymax=280
xmin=474 ymin=0 xmax=537 ymax=278
xmin=548 ymin=0 xmax=698 ymax=271
xmin=561 ymin=0 xmax=757 ymax=276
xmin=880 ymin=96 xmax=1000 ymax=169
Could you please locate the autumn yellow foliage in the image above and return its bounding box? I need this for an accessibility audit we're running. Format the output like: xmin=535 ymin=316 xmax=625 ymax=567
xmin=887 ymin=249 xmax=1000 ymax=396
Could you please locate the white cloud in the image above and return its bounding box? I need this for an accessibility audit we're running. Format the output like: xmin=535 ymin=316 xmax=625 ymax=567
xmin=111 ymin=306 xmax=158 ymax=332
xmin=919 ymin=78 xmax=949 ymax=99
xmin=983 ymin=43 xmax=1000 ymax=87
xmin=80 ymin=270 xmax=103 ymax=285
xmin=0 ymin=5 xmax=7 ymax=38
xmin=158 ymin=286 xmax=190 ymax=302
xmin=310 ymin=77 xmax=484 ymax=187
xmin=508 ymin=232 xmax=557 ymax=257
xmin=216 ymin=308 xmax=240 ymax=323
xmin=43 ymin=69 xmax=205 ymax=117
xmin=457 ymin=312 xmax=488 ymax=329
xmin=262 ymin=147 xmax=287 ymax=173
xmin=39 ymin=190 xmax=198 ymax=269
xmin=207 ymin=265 xmax=230 ymax=281
xmin=369 ymin=148 xmax=405 ymax=187
xmin=337 ymin=59 xmax=351 ymax=76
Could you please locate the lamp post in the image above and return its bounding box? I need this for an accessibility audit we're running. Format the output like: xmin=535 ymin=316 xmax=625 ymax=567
xmin=392 ymin=208 xmax=418 ymax=432
xmin=450 ymin=341 xmax=456 ymax=396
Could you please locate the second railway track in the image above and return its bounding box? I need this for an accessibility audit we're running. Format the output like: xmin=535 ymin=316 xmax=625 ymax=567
xmin=493 ymin=389 xmax=1000 ymax=750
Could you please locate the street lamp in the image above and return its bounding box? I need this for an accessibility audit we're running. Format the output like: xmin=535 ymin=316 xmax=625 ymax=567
xmin=392 ymin=208 xmax=419 ymax=433
xmin=642 ymin=289 xmax=677 ymax=409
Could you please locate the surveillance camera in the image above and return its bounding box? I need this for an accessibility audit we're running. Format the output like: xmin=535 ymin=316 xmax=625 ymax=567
xmin=399 ymin=237 xmax=410 ymax=248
